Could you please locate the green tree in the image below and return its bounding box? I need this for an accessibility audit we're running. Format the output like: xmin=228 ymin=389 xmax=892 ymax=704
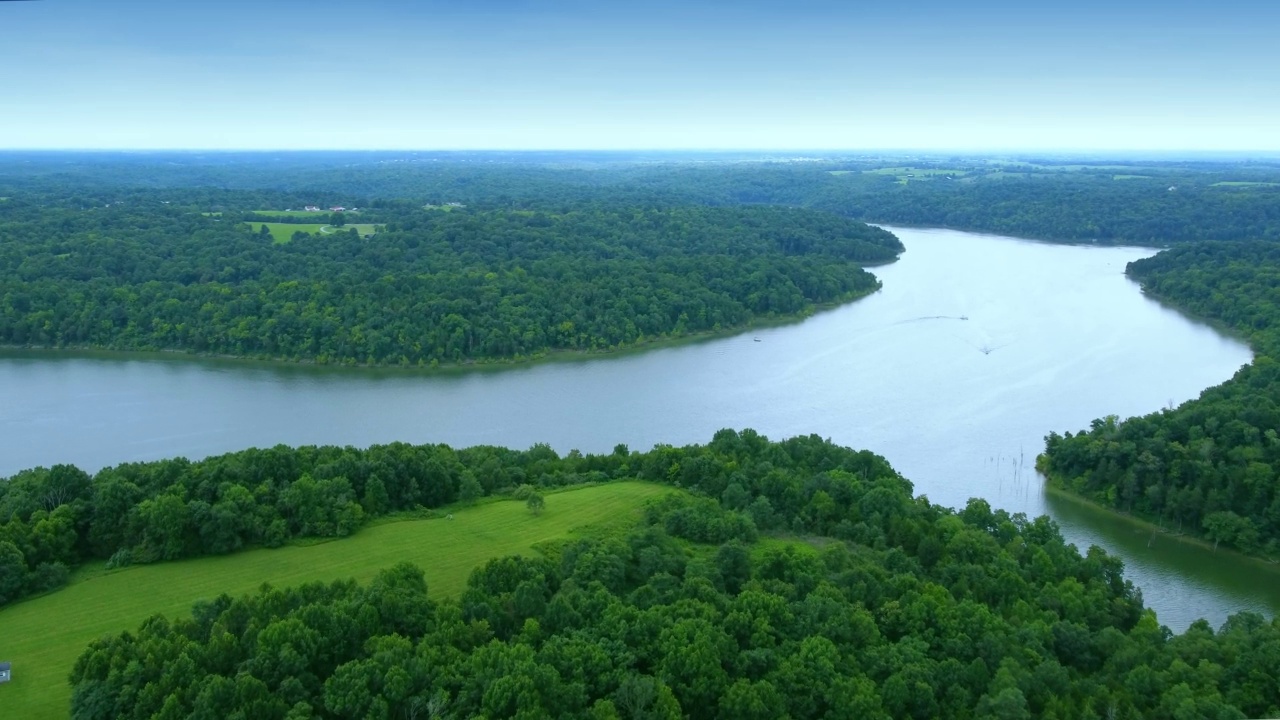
xmin=459 ymin=475 xmax=484 ymax=505
xmin=526 ymin=493 xmax=545 ymax=516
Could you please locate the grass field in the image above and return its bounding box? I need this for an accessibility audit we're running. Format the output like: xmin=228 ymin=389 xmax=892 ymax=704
xmin=1112 ymin=174 xmax=1152 ymax=180
xmin=255 ymin=209 xmax=335 ymax=218
xmin=1211 ymin=181 xmax=1280 ymax=188
xmin=852 ymin=166 xmax=969 ymax=184
xmin=246 ymin=222 xmax=380 ymax=243
xmin=0 ymin=481 xmax=673 ymax=719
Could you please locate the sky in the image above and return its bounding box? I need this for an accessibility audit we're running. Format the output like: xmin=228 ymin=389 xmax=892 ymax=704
xmin=1 ymin=0 xmax=1278 ymax=151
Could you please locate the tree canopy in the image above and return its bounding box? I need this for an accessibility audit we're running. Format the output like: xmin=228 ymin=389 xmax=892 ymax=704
xmin=0 ymin=196 xmax=897 ymax=366
xmin=60 ymin=430 xmax=1278 ymax=720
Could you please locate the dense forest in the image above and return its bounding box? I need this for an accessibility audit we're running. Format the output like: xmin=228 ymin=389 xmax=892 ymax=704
xmin=5 ymin=152 xmax=1279 ymax=244
xmin=3 ymin=154 xmax=1279 ymax=366
xmin=1041 ymin=241 xmax=1280 ymax=557
xmin=0 ymin=198 xmax=898 ymax=365
xmin=42 ymin=431 xmax=1275 ymax=719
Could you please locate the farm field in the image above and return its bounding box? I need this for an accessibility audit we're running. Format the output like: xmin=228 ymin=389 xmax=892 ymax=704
xmin=0 ymin=481 xmax=673 ymax=719
xmin=862 ymin=166 xmax=968 ymax=177
xmin=832 ymin=166 xmax=969 ymax=184
xmin=254 ymin=209 xmax=336 ymax=218
xmin=246 ymin=221 xmax=380 ymax=243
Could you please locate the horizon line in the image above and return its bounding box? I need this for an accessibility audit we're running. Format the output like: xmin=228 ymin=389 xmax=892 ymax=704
xmin=3 ymin=148 xmax=1280 ymax=157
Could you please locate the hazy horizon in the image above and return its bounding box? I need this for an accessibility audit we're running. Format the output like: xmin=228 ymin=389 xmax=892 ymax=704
xmin=3 ymin=0 xmax=1277 ymax=152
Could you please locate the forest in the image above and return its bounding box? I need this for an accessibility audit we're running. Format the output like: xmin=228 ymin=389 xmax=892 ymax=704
xmin=0 ymin=197 xmax=898 ymax=365
xmin=1040 ymin=241 xmax=1280 ymax=557
xmin=5 ymin=154 xmax=1280 ymax=717
xmin=27 ymin=430 xmax=1272 ymax=719
xmin=5 ymin=152 xmax=1279 ymax=244
xmin=3 ymin=154 xmax=1279 ymax=367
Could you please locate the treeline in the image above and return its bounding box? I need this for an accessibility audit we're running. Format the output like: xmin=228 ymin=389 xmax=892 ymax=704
xmin=0 ymin=428 xmax=899 ymax=609
xmin=815 ymin=173 xmax=1280 ymax=245
xmin=1041 ymin=241 xmax=1280 ymax=557
xmin=6 ymin=154 xmax=1280 ymax=245
xmin=0 ymin=437 xmax=640 ymax=608
xmin=63 ymin=430 xmax=1279 ymax=719
xmin=0 ymin=199 xmax=899 ymax=365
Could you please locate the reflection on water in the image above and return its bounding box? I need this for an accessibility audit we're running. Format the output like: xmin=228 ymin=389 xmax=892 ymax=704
xmin=1043 ymin=489 xmax=1280 ymax=630
xmin=0 ymin=227 xmax=1269 ymax=630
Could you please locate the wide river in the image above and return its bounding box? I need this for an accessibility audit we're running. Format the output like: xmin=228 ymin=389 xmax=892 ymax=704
xmin=2 ymin=227 xmax=1276 ymax=630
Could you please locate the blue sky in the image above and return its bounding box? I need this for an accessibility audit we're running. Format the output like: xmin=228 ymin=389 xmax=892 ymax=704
xmin=1 ymin=0 xmax=1277 ymax=150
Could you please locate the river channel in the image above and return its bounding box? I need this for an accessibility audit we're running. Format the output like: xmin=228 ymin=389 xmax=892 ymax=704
xmin=1 ymin=227 xmax=1273 ymax=630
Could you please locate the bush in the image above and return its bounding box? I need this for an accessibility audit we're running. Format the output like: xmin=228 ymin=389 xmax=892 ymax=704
xmin=105 ymin=548 xmax=133 ymax=570
xmin=27 ymin=561 xmax=70 ymax=594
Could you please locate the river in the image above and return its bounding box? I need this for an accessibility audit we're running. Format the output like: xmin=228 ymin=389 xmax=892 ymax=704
xmin=0 ymin=227 xmax=1273 ymax=630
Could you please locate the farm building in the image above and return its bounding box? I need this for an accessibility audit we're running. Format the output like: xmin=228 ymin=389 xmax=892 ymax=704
xmin=0 ymin=661 xmax=10 ymax=683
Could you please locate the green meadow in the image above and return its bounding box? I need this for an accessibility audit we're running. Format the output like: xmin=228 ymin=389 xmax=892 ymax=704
xmin=846 ymin=166 xmax=970 ymax=184
xmin=254 ymin=209 xmax=335 ymax=218
xmin=0 ymin=481 xmax=673 ymax=719
xmin=1211 ymin=181 xmax=1280 ymax=187
xmin=862 ymin=166 xmax=968 ymax=177
xmin=246 ymin=222 xmax=380 ymax=243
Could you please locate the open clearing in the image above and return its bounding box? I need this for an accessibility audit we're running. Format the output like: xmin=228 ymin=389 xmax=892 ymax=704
xmin=841 ymin=166 xmax=969 ymax=184
xmin=0 ymin=481 xmax=672 ymax=719
xmin=246 ymin=221 xmax=380 ymax=243
xmin=254 ymin=209 xmax=336 ymax=218
xmin=1211 ymin=181 xmax=1280 ymax=188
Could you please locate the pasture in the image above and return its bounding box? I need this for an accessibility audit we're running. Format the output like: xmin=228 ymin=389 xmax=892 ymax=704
xmin=247 ymin=222 xmax=380 ymax=243
xmin=841 ymin=166 xmax=969 ymax=184
xmin=0 ymin=481 xmax=672 ymax=719
xmin=255 ymin=209 xmax=335 ymax=218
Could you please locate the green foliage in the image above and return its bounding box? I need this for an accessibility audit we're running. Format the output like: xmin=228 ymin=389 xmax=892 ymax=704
xmin=526 ymin=493 xmax=546 ymax=515
xmin=1042 ymin=242 xmax=1280 ymax=557
xmin=0 ymin=481 xmax=671 ymax=719
xmin=66 ymin=430 xmax=1280 ymax=719
xmin=0 ymin=197 xmax=897 ymax=365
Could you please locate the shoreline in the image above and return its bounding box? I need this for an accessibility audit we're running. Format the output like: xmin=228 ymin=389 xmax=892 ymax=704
xmin=1040 ymin=469 xmax=1280 ymax=568
xmin=0 ymin=284 xmax=883 ymax=374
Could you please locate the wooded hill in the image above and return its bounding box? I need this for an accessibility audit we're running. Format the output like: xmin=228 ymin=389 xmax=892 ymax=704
xmin=39 ymin=430 xmax=1277 ymax=720
xmin=0 ymin=198 xmax=898 ymax=366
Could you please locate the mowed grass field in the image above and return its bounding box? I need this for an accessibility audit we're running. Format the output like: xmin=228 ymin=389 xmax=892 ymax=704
xmin=246 ymin=222 xmax=380 ymax=243
xmin=256 ymin=209 xmax=335 ymax=218
xmin=0 ymin=481 xmax=673 ymax=719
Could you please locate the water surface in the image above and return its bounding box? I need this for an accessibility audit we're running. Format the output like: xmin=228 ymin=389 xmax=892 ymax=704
xmin=1 ymin=227 xmax=1271 ymax=630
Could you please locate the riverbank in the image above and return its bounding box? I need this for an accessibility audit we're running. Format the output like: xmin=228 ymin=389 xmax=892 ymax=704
xmin=0 ymin=283 xmax=884 ymax=374
xmin=1 ymin=226 xmax=1266 ymax=629
xmin=1039 ymin=467 xmax=1280 ymax=567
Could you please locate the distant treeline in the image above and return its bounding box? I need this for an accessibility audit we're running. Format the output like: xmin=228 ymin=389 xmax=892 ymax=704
xmin=1041 ymin=241 xmax=1280 ymax=557
xmin=5 ymin=155 xmax=1279 ymax=244
xmin=46 ymin=430 xmax=1278 ymax=719
xmin=0 ymin=199 xmax=898 ymax=365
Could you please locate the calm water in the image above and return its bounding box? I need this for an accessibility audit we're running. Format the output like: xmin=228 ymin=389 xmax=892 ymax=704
xmin=1 ymin=227 xmax=1273 ymax=630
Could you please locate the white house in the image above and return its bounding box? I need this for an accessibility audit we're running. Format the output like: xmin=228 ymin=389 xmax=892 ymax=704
xmin=0 ymin=661 xmax=11 ymax=683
